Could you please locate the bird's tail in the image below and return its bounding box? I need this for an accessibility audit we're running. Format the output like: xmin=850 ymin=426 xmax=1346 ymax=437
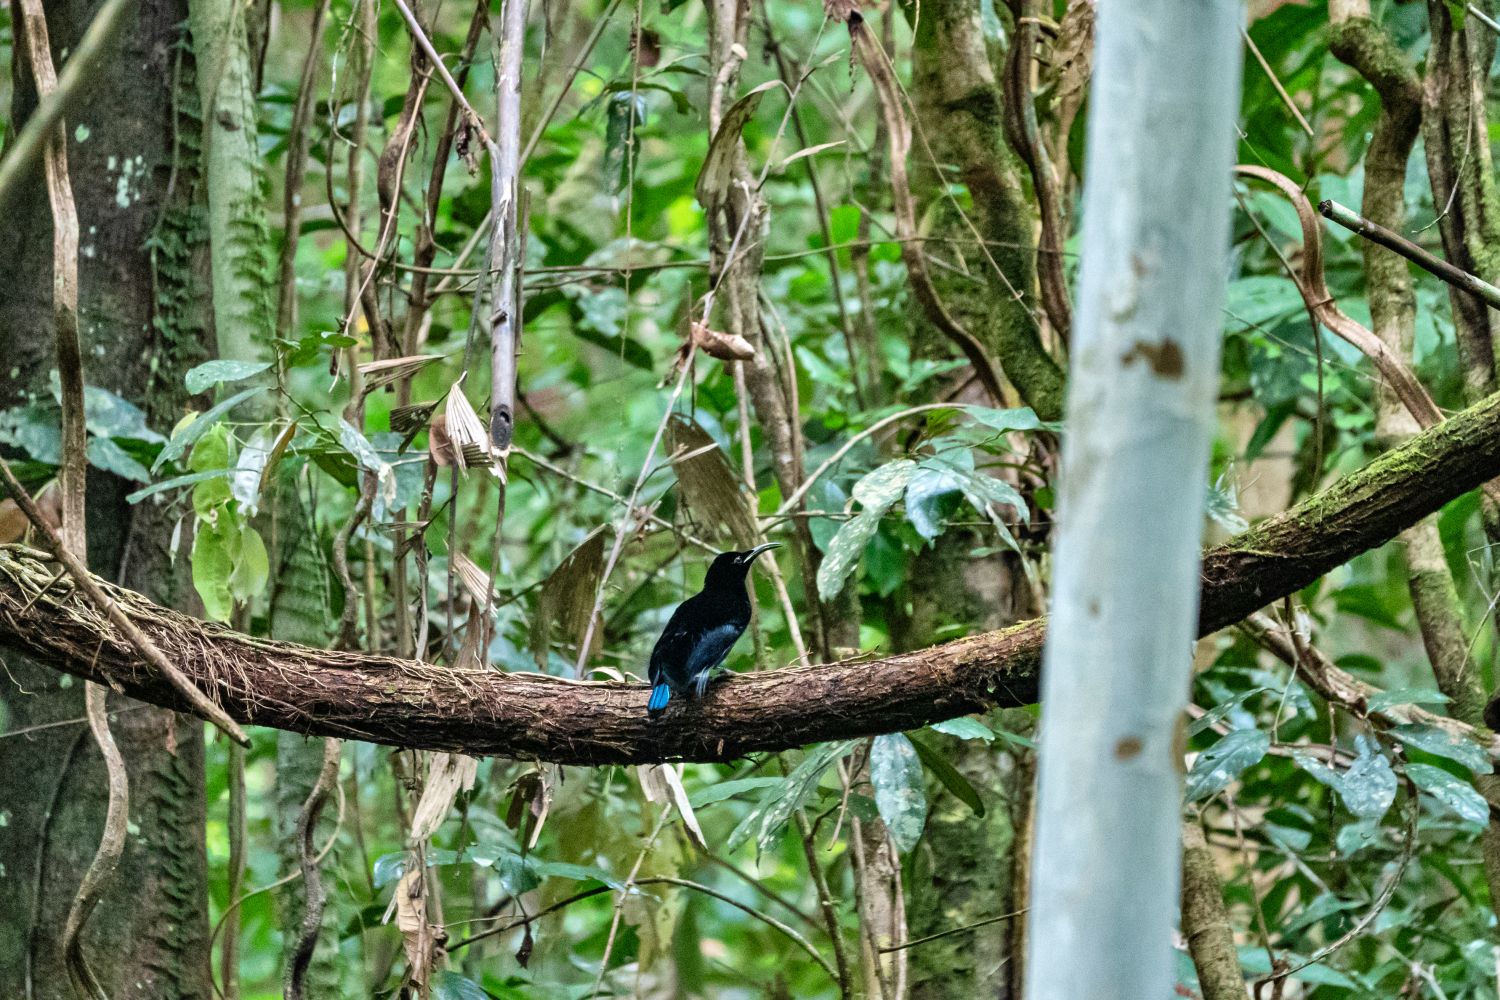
xmin=647 ymin=683 xmax=672 ymax=714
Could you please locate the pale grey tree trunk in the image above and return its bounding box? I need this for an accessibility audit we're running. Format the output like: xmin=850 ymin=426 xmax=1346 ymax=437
xmin=1024 ymin=3 xmax=1243 ymax=998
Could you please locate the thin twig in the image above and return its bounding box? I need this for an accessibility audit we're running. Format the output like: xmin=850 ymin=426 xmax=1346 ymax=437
xmin=878 ymin=907 xmax=1027 ymax=953
xmin=777 ymin=402 xmax=990 ymax=516
xmin=60 ymin=683 xmax=128 ymax=1000
xmin=1236 ymin=165 xmax=1445 ymax=430
xmin=285 ymin=739 xmax=343 ymax=1000
xmin=1319 ymin=198 xmax=1500 ymax=311
xmin=450 ymin=872 xmax=839 ymax=984
xmin=1467 ymin=3 xmax=1500 ymax=35
xmin=571 ymin=346 xmax=699 ymax=676
xmin=391 ymin=0 xmax=497 ymax=153
xmin=1241 ymin=25 xmax=1315 ymax=137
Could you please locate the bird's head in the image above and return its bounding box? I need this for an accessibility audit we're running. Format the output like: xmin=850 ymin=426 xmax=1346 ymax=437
xmin=704 ymin=542 xmax=781 ymax=588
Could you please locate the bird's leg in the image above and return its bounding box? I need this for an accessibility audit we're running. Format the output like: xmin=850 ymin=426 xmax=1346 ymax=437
xmin=692 ymin=670 xmax=713 ymax=699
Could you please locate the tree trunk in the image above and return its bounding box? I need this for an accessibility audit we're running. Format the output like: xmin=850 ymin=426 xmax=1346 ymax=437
xmin=0 ymin=2 xmax=214 ymax=996
xmin=1024 ymin=2 xmax=1242 ymax=996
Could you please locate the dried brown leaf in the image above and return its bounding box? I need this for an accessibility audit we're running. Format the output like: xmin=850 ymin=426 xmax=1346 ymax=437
xmin=445 ymin=382 xmax=489 ymax=472
xmin=358 ymin=354 xmax=444 ymax=396
xmin=667 ymin=415 xmax=759 ymax=548
xmin=690 ymin=320 xmax=756 ymax=361
xmin=409 ymin=752 xmax=479 ymax=842
xmin=451 ymin=551 xmax=496 ymax=612
xmin=392 ymin=401 xmax=438 ymax=439
xmin=1046 ymin=1 xmax=1095 ymax=114
xmin=695 ymin=80 xmax=781 ymax=212
xmin=637 ymin=764 xmax=706 ymax=849
xmin=0 ymin=500 xmax=28 ymax=544
xmin=256 ymin=421 xmax=299 ymax=499
xmin=530 ymin=528 xmax=606 ymax=669
xmin=823 ymin=0 xmax=860 ymax=24
xmin=427 ymin=413 xmax=454 ymax=468
xmin=393 ymin=867 xmax=438 ymax=987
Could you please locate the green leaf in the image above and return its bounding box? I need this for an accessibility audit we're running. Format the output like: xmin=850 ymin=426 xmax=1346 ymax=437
xmin=191 ymin=518 xmax=238 ymax=623
xmin=1186 ymin=728 xmax=1269 ymax=801
xmin=725 ymin=741 xmax=855 ymax=854
xmin=152 ymin=387 xmax=265 ymax=472
xmin=930 ymin=717 xmax=995 ymax=742
xmin=524 ymin=858 xmax=624 ymax=890
xmin=73 ymin=383 xmax=164 ymax=443
xmin=338 ymin=419 xmax=386 ymax=474
xmin=598 ymin=79 xmax=692 ymax=115
xmin=1189 ymin=687 xmax=1268 ymax=738
xmin=1408 ymin=763 xmax=1489 ymax=825
xmin=87 ymin=437 xmax=151 ymax=482
xmin=869 ymin=733 xmax=928 ymax=852
xmin=1205 ymin=475 xmax=1248 ymax=534
xmin=688 ymin=776 xmax=784 ymax=808
xmin=852 ymin=459 xmax=919 ymax=508
xmin=184 ymin=359 xmax=272 ymax=395
xmin=372 ymin=851 xmax=408 ymax=889
xmin=0 ymin=404 xmax=62 ymax=463
xmin=228 ymin=524 xmax=269 ymax=603
xmin=817 ymin=460 xmax=918 ymax=601
xmin=908 ymin=734 xmax=984 ymax=817
xmin=963 ymin=406 xmax=1044 ymax=434
xmin=1390 ymin=724 xmax=1493 ymax=775
xmin=603 ymin=92 xmax=646 ymax=194
xmin=1363 ymin=687 xmax=1449 ymax=713
xmin=496 ymin=852 xmax=542 ymax=896
xmin=816 ymin=512 xmax=880 ymax=602
xmin=126 ymin=468 xmax=234 ymax=504
xmin=904 ymin=466 xmax=964 ymax=541
xmin=1236 ymin=946 xmax=1362 ymax=990
xmin=1339 ymin=742 xmax=1397 ymax=821
xmin=432 ymin=971 xmax=493 ymax=1000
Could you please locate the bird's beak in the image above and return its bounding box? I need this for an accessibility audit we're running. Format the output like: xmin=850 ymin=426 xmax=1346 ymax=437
xmin=746 ymin=542 xmax=781 ymax=562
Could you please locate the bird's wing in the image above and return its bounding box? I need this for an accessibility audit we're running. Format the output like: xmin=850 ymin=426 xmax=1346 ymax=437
xmin=648 ymin=604 xmax=698 ymax=687
xmin=684 ymin=621 xmax=746 ymax=680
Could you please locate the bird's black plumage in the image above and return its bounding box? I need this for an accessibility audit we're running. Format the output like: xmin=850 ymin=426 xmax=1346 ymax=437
xmin=646 ymin=542 xmax=779 ymax=715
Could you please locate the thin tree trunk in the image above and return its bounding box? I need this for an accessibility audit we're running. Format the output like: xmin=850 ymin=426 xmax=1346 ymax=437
xmin=1025 ymin=3 xmax=1242 ymax=996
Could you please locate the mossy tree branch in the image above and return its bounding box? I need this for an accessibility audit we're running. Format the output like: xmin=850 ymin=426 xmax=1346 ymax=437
xmin=5 ymin=390 xmax=1500 ymax=764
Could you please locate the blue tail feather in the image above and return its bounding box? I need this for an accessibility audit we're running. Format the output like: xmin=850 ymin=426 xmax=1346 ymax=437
xmin=647 ymin=683 xmax=672 ymax=713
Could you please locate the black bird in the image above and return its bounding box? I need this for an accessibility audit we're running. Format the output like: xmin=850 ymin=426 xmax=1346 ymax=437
xmin=647 ymin=542 xmax=780 ymax=715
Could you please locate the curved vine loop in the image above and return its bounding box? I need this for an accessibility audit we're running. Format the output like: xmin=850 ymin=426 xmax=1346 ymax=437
xmin=1235 ymin=164 xmax=1445 ymax=430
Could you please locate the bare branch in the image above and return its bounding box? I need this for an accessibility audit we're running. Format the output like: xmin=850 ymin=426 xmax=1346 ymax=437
xmin=1319 ymin=198 xmax=1500 ymax=311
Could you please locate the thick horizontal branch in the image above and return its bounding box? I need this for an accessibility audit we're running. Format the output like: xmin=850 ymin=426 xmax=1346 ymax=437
xmin=4 ymin=392 xmax=1500 ymax=764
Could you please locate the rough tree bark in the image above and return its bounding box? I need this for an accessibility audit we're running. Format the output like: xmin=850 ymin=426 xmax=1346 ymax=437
xmin=0 ymin=1 xmax=214 ymax=996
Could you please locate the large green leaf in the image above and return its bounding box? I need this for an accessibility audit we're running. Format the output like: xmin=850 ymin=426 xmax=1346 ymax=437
xmin=1186 ymin=728 xmax=1269 ymax=801
xmin=930 ymin=717 xmax=996 ymax=742
xmin=152 ymin=387 xmax=265 ymax=472
xmin=870 ymin=733 xmax=928 ymax=852
xmin=817 ymin=459 xmax=917 ymax=600
xmin=908 ymin=734 xmax=984 ymax=817
xmin=725 ymin=741 xmax=855 ymax=854
xmin=1390 ymin=724 xmax=1493 ymax=775
xmin=1408 ymin=763 xmax=1489 ymax=825
xmin=432 ymin=971 xmax=492 ymax=1000
xmin=184 ymin=359 xmax=272 ymax=395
